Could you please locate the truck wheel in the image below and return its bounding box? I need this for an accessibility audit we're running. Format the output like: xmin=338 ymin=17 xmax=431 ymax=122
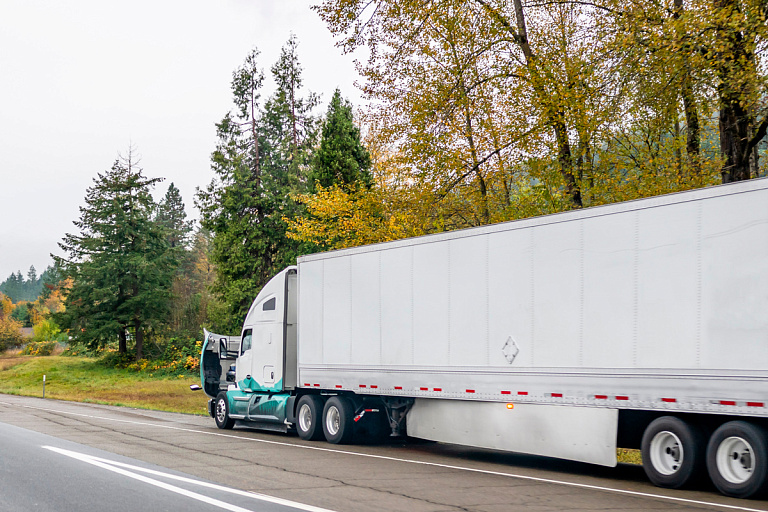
xmin=296 ymin=395 xmax=325 ymax=441
xmin=323 ymin=396 xmax=355 ymax=444
xmin=214 ymin=392 xmax=235 ymax=430
xmin=706 ymin=421 xmax=768 ymax=498
xmin=641 ymin=416 xmax=705 ymax=489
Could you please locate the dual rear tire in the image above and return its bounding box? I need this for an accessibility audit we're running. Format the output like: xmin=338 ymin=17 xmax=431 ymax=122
xmin=296 ymin=395 xmax=387 ymax=445
xmin=295 ymin=395 xmax=356 ymax=444
xmin=642 ymin=416 xmax=768 ymax=498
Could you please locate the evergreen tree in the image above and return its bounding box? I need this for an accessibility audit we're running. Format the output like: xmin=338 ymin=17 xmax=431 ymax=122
xmin=26 ymin=266 xmax=37 ymax=286
xmin=196 ymin=42 xmax=318 ymax=329
xmin=0 ymin=267 xmax=45 ymax=302
xmin=310 ymin=89 xmax=372 ymax=191
xmin=265 ymin=34 xmax=320 ymax=179
xmin=55 ymin=150 xmax=176 ymax=360
xmin=156 ymin=182 xmax=193 ymax=250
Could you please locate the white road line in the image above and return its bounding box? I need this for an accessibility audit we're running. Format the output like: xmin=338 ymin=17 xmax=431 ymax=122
xmin=43 ymin=446 xmax=336 ymax=512
xmin=3 ymin=399 xmax=766 ymax=512
xmin=44 ymin=445 xmax=256 ymax=512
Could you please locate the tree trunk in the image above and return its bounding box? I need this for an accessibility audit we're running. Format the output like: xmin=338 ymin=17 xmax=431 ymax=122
xmin=719 ymin=97 xmax=753 ymax=183
xmin=674 ymin=0 xmax=701 ymax=175
xmin=134 ymin=317 xmax=143 ymax=361
xmin=713 ymin=0 xmax=758 ymax=183
xmin=118 ymin=327 xmax=127 ymax=354
xmin=510 ymin=0 xmax=581 ymax=207
xmin=473 ymin=0 xmax=581 ymax=207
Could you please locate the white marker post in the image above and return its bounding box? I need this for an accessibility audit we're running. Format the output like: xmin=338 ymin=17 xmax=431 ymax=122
xmin=43 ymin=374 xmax=46 ymax=399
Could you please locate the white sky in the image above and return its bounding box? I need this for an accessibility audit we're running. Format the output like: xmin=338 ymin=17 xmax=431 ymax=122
xmin=0 ymin=0 xmax=363 ymax=281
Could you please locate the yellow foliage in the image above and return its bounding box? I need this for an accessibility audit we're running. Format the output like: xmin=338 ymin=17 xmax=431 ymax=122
xmin=0 ymin=294 xmax=12 ymax=320
xmin=0 ymin=316 xmax=24 ymax=350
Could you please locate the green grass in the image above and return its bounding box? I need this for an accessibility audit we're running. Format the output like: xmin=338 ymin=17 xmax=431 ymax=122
xmin=0 ymin=354 xmax=209 ymax=415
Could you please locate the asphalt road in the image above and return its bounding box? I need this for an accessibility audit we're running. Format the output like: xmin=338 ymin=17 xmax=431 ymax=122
xmin=1 ymin=394 xmax=767 ymax=512
xmin=0 ymin=421 xmax=316 ymax=512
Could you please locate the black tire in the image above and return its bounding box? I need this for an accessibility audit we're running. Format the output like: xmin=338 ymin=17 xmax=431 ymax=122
xmin=706 ymin=421 xmax=768 ymax=498
xmin=641 ymin=416 xmax=705 ymax=489
xmin=322 ymin=396 xmax=355 ymax=444
xmin=296 ymin=395 xmax=325 ymax=441
xmin=214 ymin=392 xmax=235 ymax=430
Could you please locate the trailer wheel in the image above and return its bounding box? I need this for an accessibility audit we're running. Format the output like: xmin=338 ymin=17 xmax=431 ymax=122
xmin=214 ymin=392 xmax=235 ymax=430
xmin=706 ymin=421 xmax=768 ymax=498
xmin=323 ymin=396 xmax=355 ymax=444
xmin=641 ymin=416 xmax=705 ymax=489
xmin=296 ymin=395 xmax=325 ymax=441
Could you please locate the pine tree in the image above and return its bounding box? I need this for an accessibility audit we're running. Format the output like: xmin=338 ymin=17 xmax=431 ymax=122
xmin=197 ymin=43 xmax=318 ymax=329
xmin=55 ymin=150 xmax=175 ymax=360
xmin=310 ymin=89 xmax=372 ymax=191
xmin=156 ymin=182 xmax=193 ymax=250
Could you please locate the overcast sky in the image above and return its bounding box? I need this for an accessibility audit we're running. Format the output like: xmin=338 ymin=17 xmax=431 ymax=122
xmin=0 ymin=0 xmax=363 ymax=281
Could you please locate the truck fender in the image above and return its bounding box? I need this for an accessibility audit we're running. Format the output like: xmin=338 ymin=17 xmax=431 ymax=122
xmin=286 ymin=396 xmax=297 ymax=424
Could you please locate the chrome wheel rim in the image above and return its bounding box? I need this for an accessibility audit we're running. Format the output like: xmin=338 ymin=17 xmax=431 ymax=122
xmin=326 ymin=405 xmax=340 ymax=436
xmin=716 ymin=436 xmax=755 ymax=484
xmin=649 ymin=431 xmax=683 ymax=475
xmin=298 ymin=403 xmax=312 ymax=433
xmin=216 ymin=398 xmax=227 ymax=424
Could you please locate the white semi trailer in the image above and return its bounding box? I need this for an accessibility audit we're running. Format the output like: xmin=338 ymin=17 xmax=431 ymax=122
xmin=198 ymin=178 xmax=768 ymax=498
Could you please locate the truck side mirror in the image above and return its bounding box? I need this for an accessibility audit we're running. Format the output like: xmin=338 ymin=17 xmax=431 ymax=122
xmin=219 ymin=338 xmax=228 ymax=360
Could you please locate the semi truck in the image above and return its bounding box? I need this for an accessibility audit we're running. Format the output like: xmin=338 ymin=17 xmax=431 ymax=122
xmin=197 ymin=178 xmax=768 ymax=499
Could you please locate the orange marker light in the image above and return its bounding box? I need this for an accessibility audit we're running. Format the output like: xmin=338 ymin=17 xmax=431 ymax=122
xmin=506 ymin=403 xmax=514 ymax=410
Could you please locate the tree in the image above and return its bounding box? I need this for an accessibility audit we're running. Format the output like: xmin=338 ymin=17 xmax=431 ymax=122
xmin=156 ymin=182 xmax=193 ymax=250
xmin=55 ymin=150 xmax=175 ymax=360
xmin=266 ymin=34 xmax=320 ymax=179
xmin=0 ymin=293 xmax=23 ymax=352
xmin=315 ymin=0 xmax=765 ymax=223
xmin=197 ymin=43 xmax=317 ymax=329
xmin=310 ymin=89 xmax=372 ymax=191
xmin=0 ymin=267 xmax=45 ymax=302
xmin=166 ymin=225 xmax=220 ymax=338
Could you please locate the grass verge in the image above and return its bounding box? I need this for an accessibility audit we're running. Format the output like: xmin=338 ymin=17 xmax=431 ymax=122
xmin=0 ymin=354 xmax=208 ymax=415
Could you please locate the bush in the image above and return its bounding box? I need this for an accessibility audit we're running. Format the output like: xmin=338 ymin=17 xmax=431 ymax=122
xmin=0 ymin=317 xmax=24 ymax=352
xmin=127 ymin=337 xmax=202 ymax=374
xmin=33 ymin=318 xmax=66 ymax=342
xmin=87 ymin=337 xmax=203 ymax=375
xmin=20 ymin=341 xmax=58 ymax=356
